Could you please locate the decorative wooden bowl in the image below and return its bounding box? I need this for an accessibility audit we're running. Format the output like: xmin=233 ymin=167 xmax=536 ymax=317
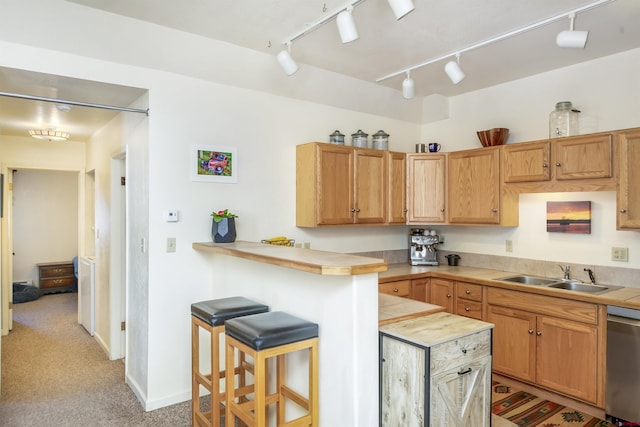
xmin=477 ymin=128 xmax=509 ymax=147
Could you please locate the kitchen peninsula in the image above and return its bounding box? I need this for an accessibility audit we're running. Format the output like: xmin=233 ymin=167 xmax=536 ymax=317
xmin=192 ymin=241 xmax=387 ymax=427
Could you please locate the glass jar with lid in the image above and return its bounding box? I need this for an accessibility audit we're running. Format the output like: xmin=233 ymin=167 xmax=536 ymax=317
xmin=351 ymin=129 xmax=369 ymax=148
xmin=549 ymin=101 xmax=580 ymax=138
xmin=372 ymin=130 xmax=389 ymax=150
xmin=329 ymin=130 xmax=345 ymax=145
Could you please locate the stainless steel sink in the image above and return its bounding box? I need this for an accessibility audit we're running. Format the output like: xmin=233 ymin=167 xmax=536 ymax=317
xmin=547 ymin=282 xmax=610 ymax=293
xmin=497 ymin=275 xmax=560 ymax=286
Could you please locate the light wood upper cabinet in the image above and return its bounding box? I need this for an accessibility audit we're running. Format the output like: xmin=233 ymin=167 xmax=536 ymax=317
xmin=386 ymin=151 xmax=407 ymax=224
xmin=448 ymin=147 xmax=501 ymax=224
xmin=553 ymin=134 xmax=612 ymax=180
xmin=617 ymin=129 xmax=640 ymax=229
xmin=353 ymin=148 xmax=386 ymax=224
xmin=296 ymin=142 xmax=397 ymax=227
xmin=407 ymin=153 xmax=446 ymax=224
xmin=502 ymin=141 xmax=551 ymax=183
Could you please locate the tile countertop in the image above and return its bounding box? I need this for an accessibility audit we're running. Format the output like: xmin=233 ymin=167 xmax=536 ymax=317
xmin=379 ymin=263 xmax=640 ymax=311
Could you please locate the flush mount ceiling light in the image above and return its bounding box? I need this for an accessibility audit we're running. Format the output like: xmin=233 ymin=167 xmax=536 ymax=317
xmin=376 ymin=0 xmax=611 ymax=98
xmin=336 ymin=6 xmax=359 ymax=44
xmin=556 ymin=12 xmax=589 ymax=48
xmin=387 ymin=0 xmax=415 ymax=20
xmin=277 ymin=43 xmax=299 ymax=76
xmin=29 ymin=129 xmax=70 ymax=142
xmin=402 ymin=71 xmax=415 ymax=99
xmin=444 ymin=54 xmax=465 ymax=85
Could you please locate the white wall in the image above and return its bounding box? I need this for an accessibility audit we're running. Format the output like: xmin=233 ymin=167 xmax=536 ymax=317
xmin=422 ymin=48 xmax=640 ymax=270
xmin=12 ymin=169 xmax=78 ymax=285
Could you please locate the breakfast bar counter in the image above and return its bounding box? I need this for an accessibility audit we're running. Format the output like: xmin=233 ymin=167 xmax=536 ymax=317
xmin=192 ymin=241 xmax=387 ymax=427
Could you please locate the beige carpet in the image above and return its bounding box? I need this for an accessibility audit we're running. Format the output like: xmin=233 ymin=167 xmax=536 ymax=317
xmin=0 ymin=292 xmax=191 ymax=426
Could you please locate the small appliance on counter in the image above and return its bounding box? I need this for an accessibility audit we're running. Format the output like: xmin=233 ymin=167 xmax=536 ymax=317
xmin=409 ymin=228 xmax=439 ymax=266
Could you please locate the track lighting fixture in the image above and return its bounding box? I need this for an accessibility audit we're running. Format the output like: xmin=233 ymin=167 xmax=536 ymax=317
xmin=556 ymin=12 xmax=589 ymax=48
xmin=444 ymin=54 xmax=465 ymax=85
xmin=277 ymin=43 xmax=299 ymax=76
xmin=402 ymin=71 xmax=415 ymax=99
xmin=376 ymin=0 xmax=610 ymax=98
xmin=336 ymin=6 xmax=359 ymax=44
xmin=387 ymin=0 xmax=415 ymax=20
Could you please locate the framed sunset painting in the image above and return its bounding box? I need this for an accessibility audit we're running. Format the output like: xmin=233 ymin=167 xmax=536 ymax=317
xmin=546 ymin=201 xmax=591 ymax=234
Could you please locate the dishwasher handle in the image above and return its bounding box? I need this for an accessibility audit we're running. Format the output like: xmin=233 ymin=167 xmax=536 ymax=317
xmin=608 ymin=314 xmax=640 ymax=327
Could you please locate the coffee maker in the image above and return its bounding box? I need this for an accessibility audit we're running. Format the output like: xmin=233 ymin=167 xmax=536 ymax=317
xmin=409 ymin=228 xmax=439 ymax=266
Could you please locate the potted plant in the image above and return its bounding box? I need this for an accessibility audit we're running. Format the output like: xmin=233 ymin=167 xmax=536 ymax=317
xmin=211 ymin=209 xmax=238 ymax=243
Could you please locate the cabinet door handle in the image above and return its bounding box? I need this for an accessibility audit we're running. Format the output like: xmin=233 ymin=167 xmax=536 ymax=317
xmin=543 ymin=163 xmax=549 ymax=168
xmin=355 ymin=208 xmax=360 ymax=212
xmin=440 ymin=208 xmax=445 ymax=213
xmin=350 ymin=208 xmax=356 ymax=213
xmin=446 ymin=293 xmax=451 ymax=298
xmin=536 ymin=331 xmax=542 ymax=336
xmin=457 ymin=367 xmax=472 ymax=376
xmin=492 ymin=208 xmax=498 ymax=212
xmin=556 ymin=162 xmax=562 ymax=167
xmin=465 ymin=306 xmax=471 ymax=312
xmin=620 ymin=209 xmax=627 ymax=213
xmin=393 ymin=288 xmax=399 ymax=293
xmin=528 ymin=329 xmax=534 ymax=334
xmin=465 ymin=289 xmax=471 ymax=294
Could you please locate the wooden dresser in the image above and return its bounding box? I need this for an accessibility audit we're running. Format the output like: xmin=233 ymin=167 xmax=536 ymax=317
xmin=37 ymin=261 xmax=76 ymax=294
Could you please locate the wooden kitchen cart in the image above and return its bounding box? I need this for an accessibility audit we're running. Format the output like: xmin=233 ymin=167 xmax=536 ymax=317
xmin=37 ymin=261 xmax=76 ymax=294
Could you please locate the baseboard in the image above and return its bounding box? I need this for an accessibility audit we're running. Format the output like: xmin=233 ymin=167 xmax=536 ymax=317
xmin=492 ymin=373 xmax=606 ymax=420
xmin=126 ymin=374 xmax=148 ymax=410
xmin=143 ymin=389 xmax=192 ymax=412
xmin=93 ymin=331 xmax=110 ymax=357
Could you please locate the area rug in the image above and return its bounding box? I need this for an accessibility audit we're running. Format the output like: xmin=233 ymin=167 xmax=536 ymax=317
xmin=491 ymin=382 xmax=611 ymax=427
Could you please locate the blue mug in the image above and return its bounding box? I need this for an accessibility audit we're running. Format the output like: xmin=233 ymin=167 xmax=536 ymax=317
xmin=428 ymin=143 xmax=441 ymax=152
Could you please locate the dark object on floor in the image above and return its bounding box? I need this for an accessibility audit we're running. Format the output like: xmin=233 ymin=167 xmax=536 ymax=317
xmin=13 ymin=283 xmax=42 ymax=304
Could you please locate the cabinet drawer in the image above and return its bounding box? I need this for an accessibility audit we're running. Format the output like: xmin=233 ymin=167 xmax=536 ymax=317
xmin=379 ymin=280 xmax=411 ymax=297
xmin=40 ymin=276 xmax=76 ymax=289
xmin=455 ymin=282 xmax=483 ymax=302
xmin=430 ymin=329 xmax=491 ymax=375
xmin=40 ymin=265 xmax=74 ymax=278
xmin=455 ymin=299 xmax=483 ymax=320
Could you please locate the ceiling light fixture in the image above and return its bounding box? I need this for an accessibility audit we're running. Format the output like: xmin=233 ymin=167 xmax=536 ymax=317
xmin=277 ymin=42 xmax=299 ymax=76
xmin=387 ymin=0 xmax=415 ymax=20
xmin=376 ymin=0 xmax=612 ymax=96
xmin=29 ymin=129 xmax=69 ymax=142
xmin=336 ymin=6 xmax=359 ymax=44
xmin=556 ymin=12 xmax=589 ymax=48
xmin=444 ymin=53 xmax=465 ymax=85
xmin=402 ymin=71 xmax=415 ymax=99
xmin=277 ymin=0 xmax=412 ymax=75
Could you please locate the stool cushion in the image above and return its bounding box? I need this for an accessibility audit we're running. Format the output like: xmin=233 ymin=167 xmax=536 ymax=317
xmin=191 ymin=296 xmax=269 ymax=326
xmin=225 ymin=311 xmax=318 ymax=351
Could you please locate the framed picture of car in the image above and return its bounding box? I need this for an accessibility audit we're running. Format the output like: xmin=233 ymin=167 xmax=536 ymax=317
xmin=190 ymin=144 xmax=238 ymax=183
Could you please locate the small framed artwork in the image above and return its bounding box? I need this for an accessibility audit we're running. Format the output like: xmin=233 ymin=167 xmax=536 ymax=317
xmin=190 ymin=144 xmax=238 ymax=183
xmin=546 ymin=201 xmax=591 ymax=234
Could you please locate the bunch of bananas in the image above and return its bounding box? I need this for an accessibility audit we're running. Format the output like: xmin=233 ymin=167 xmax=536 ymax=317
xmin=262 ymin=236 xmax=295 ymax=246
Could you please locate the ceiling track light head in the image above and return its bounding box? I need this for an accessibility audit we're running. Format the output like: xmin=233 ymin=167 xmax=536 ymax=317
xmin=336 ymin=6 xmax=359 ymax=44
xmin=402 ymin=71 xmax=415 ymax=99
xmin=556 ymin=12 xmax=588 ymax=48
xmin=444 ymin=54 xmax=465 ymax=84
xmin=388 ymin=0 xmax=415 ymax=20
xmin=277 ymin=42 xmax=299 ymax=76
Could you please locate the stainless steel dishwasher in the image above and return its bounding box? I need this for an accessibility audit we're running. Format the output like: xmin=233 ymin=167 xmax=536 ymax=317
xmin=606 ymin=306 xmax=640 ymax=423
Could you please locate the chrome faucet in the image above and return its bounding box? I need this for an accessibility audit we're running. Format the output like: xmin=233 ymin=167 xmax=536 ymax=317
xmin=559 ymin=265 xmax=571 ymax=280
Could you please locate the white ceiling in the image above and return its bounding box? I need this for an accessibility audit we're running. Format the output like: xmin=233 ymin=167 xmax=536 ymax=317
xmin=1 ymin=0 xmax=638 ymax=141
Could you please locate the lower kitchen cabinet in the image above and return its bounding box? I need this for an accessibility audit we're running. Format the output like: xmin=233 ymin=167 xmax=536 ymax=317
xmin=379 ymin=280 xmax=411 ymax=298
xmin=487 ymin=287 xmax=604 ymax=406
xmin=410 ymin=277 xmax=429 ymax=302
xmin=430 ymin=278 xmax=454 ymax=313
xmin=455 ymin=281 xmax=485 ymax=320
xmin=380 ymin=313 xmax=493 ymax=427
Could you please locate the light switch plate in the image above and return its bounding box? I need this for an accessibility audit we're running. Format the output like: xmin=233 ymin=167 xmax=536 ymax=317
xmin=611 ymin=247 xmax=628 ymax=262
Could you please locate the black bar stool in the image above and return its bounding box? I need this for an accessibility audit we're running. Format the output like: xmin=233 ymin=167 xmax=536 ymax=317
xmin=191 ymin=296 xmax=269 ymax=427
xmin=224 ymin=311 xmax=319 ymax=426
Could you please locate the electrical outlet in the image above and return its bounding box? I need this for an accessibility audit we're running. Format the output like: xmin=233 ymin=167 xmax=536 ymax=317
xmin=612 ymin=247 xmax=629 ymax=262
xmin=505 ymin=240 xmax=513 ymax=253
xmin=167 ymin=237 xmax=176 ymax=253
xmin=303 ymin=242 xmax=311 ymax=249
